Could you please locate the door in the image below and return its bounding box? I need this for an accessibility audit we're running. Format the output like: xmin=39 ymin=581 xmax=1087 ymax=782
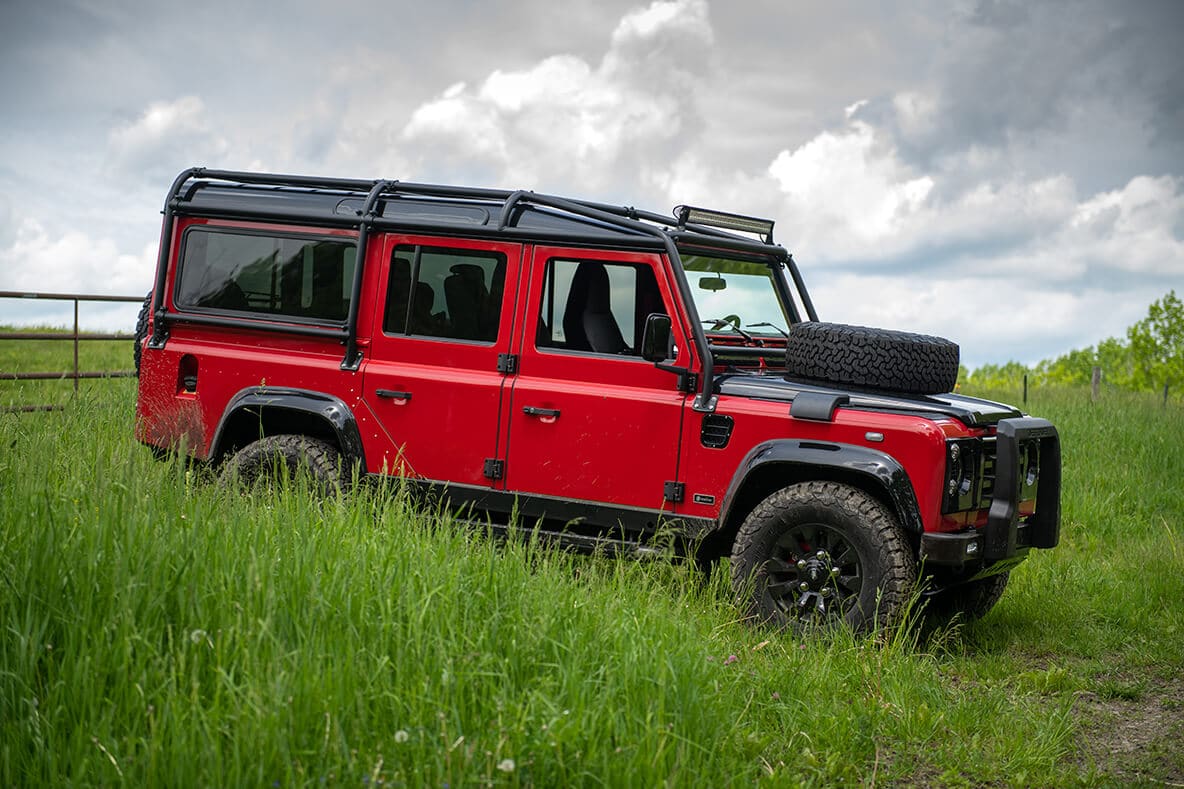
xmin=362 ymin=235 xmax=523 ymax=486
xmin=504 ymin=246 xmax=691 ymax=524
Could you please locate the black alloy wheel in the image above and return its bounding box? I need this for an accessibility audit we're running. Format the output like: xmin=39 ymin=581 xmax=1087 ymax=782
xmin=731 ymin=481 xmax=915 ymax=634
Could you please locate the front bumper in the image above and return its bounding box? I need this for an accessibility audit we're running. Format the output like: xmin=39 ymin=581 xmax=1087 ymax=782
xmin=922 ymin=416 xmax=1061 ymax=569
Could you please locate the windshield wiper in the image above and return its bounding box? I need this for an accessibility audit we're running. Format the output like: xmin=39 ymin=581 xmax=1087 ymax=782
xmin=702 ymin=317 xmax=755 ymax=343
xmin=747 ymin=321 xmax=789 ymax=340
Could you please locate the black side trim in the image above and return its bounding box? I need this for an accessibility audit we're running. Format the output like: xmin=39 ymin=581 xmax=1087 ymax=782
xmin=407 ymin=481 xmax=714 ymax=538
xmin=719 ymin=440 xmax=924 ymax=535
xmin=211 ymin=387 xmax=366 ymax=472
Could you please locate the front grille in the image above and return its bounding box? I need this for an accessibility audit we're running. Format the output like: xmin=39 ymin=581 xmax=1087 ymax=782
xmin=978 ymin=436 xmax=997 ymax=509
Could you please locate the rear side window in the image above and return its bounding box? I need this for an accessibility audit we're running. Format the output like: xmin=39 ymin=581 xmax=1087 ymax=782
xmin=176 ymin=228 xmax=357 ymax=322
xmin=383 ymin=246 xmax=506 ymax=342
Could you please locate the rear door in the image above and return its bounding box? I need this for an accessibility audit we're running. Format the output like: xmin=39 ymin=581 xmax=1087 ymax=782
xmin=362 ymin=234 xmax=523 ymax=485
xmin=503 ymin=245 xmax=691 ymax=525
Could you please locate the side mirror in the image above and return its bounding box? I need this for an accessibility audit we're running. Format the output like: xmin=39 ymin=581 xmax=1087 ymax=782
xmin=641 ymin=313 xmax=674 ymax=362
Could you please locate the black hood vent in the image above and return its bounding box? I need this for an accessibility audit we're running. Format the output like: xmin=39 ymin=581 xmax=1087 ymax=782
xmin=701 ymin=414 xmax=735 ymax=448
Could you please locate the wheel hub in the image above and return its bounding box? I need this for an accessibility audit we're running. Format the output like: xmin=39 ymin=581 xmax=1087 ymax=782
xmin=781 ymin=548 xmax=847 ymax=620
xmin=764 ymin=524 xmax=863 ymax=624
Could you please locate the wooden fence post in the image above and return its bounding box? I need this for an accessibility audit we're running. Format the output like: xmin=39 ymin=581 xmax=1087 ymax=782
xmin=1091 ymin=366 xmax=1101 ymax=403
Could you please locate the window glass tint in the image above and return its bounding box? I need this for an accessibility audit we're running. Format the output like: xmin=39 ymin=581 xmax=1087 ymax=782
xmin=536 ymin=259 xmax=665 ymax=355
xmin=176 ymin=229 xmax=356 ymax=321
xmin=383 ymin=246 xmax=506 ymax=342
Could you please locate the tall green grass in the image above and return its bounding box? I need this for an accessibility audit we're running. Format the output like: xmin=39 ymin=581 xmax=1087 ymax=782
xmin=1 ymin=382 xmax=1180 ymax=785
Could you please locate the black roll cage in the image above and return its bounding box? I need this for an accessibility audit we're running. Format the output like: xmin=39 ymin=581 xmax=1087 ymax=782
xmin=149 ymin=167 xmax=820 ymax=412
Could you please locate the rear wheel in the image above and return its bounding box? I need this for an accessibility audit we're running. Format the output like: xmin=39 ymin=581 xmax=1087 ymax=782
xmin=730 ymin=481 xmax=915 ymax=633
xmin=133 ymin=291 xmax=151 ymax=376
xmin=219 ymin=434 xmax=345 ymax=495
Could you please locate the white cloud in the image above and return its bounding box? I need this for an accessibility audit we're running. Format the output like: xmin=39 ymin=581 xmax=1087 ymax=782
xmin=0 ymin=219 xmax=154 ymax=296
xmin=807 ymin=272 xmax=1138 ymax=368
xmin=767 ymin=119 xmax=934 ymax=252
xmin=396 ymin=0 xmax=712 ymax=194
xmin=107 ymin=96 xmax=229 ymax=181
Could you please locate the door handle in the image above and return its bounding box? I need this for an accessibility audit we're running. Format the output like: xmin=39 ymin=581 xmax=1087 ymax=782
xmin=376 ymin=389 xmax=412 ymax=401
xmin=522 ymin=406 xmax=561 ymax=418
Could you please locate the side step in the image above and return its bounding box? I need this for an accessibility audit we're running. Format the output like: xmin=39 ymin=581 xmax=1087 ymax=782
xmin=472 ymin=521 xmax=672 ymax=559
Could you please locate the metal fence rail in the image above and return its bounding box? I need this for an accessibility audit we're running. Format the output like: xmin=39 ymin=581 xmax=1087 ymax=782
xmin=1 ymin=290 xmax=142 ymax=413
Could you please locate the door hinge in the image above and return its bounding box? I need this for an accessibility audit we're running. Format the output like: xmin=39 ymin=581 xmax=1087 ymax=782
xmin=496 ymin=353 xmax=518 ymax=374
xmin=483 ymin=458 xmax=505 ymax=480
xmin=663 ymin=481 xmax=685 ymax=503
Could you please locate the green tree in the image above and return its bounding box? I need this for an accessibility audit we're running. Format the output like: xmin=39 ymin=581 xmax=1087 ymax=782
xmin=1126 ymin=290 xmax=1184 ymax=393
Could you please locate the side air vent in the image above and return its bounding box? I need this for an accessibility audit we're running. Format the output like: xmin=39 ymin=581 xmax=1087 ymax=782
xmin=701 ymin=414 xmax=734 ymax=449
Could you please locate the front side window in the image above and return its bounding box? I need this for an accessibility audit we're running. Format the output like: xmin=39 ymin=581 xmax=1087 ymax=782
xmin=536 ymin=259 xmax=666 ymax=355
xmin=383 ymin=246 xmax=506 ymax=342
xmin=176 ymin=228 xmax=356 ymax=322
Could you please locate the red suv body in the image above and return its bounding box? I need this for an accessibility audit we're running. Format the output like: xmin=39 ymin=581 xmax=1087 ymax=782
xmin=135 ymin=169 xmax=1061 ymax=631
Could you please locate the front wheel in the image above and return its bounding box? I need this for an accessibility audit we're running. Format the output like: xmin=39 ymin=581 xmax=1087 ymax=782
xmin=730 ymin=481 xmax=915 ymax=633
xmin=219 ymin=434 xmax=346 ymax=495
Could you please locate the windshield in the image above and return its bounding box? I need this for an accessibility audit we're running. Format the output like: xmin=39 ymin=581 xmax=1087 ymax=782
xmin=681 ymin=254 xmax=791 ymax=337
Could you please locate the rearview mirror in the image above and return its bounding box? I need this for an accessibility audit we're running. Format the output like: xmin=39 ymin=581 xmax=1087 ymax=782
xmin=698 ymin=274 xmax=726 ymax=291
xmin=641 ymin=313 xmax=673 ymax=362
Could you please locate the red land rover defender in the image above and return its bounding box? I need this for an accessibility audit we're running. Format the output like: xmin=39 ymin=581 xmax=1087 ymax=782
xmin=135 ymin=169 xmax=1061 ymax=632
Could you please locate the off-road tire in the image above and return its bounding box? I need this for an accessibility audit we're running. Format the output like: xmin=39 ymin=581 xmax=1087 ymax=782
xmin=133 ymin=291 xmax=151 ymax=377
xmin=730 ymin=481 xmax=915 ymax=633
xmin=785 ymin=322 xmax=959 ymax=395
xmin=926 ymin=572 xmax=1009 ymax=622
xmin=220 ymin=434 xmax=345 ymax=495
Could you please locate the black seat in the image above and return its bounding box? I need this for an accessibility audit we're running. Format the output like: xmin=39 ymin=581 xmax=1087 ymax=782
xmin=563 ymin=262 xmax=627 ymax=354
xmin=444 ymin=263 xmax=489 ymax=340
xmin=384 ymin=256 xmax=411 ymax=333
xmin=409 ymin=282 xmax=437 ymax=335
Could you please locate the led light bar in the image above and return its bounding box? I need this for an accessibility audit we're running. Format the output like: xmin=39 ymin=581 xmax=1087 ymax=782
xmin=674 ymin=205 xmax=775 ymax=242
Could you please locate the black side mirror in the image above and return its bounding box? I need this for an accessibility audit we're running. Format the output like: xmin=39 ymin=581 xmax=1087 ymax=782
xmin=641 ymin=313 xmax=673 ymax=362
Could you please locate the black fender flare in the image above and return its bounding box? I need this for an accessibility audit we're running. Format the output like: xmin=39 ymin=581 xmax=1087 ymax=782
xmin=211 ymin=387 xmax=366 ymax=473
xmin=717 ymin=439 xmax=923 ymax=536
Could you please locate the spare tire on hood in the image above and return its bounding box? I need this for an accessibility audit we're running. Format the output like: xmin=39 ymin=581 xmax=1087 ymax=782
xmin=785 ymin=322 xmax=959 ymax=395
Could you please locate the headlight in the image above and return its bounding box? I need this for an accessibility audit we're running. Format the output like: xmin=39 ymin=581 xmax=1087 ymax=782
xmin=947 ymin=443 xmax=963 ymax=497
xmin=943 ymin=438 xmax=983 ymax=513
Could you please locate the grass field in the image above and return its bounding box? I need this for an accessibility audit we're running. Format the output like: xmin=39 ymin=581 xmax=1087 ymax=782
xmin=1 ymin=362 xmax=1181 ymax=785
xmin=0 ymin=327 xmax=133 ymax=410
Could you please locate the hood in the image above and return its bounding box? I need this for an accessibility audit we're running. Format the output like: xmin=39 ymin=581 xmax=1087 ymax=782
xmin=717 ymin=374 xmax=1023 ymax=428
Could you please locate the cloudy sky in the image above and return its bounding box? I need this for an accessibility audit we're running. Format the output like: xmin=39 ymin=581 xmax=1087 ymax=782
xmin=2 ymin=0 xmax=1181 ymax=368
